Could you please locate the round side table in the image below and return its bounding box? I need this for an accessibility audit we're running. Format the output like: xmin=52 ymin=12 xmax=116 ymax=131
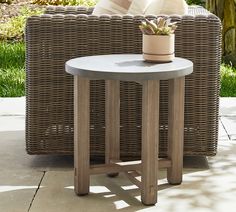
xmin=65 ymin=54 xmax=193 ymax=205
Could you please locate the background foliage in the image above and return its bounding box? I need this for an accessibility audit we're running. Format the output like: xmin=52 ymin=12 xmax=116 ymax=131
xmin=0 ymin=7 xmax=44 ymax=41
xmin=32 ymin=0 xmax=97 ymax=6
xmin=220 ymin=64 xmax=236 ymax=97
xmin=0 ymin=0 xmax=235 ymax=97
xmin=0 ymin=42 xmax=25 ymax=97
xmin=207 ymin=0 xmax=236 ymax=66
xmin=187 ymin=0 xmax=205 ymax=6
xmin=0 ymin=0 xmax=12 ymax=4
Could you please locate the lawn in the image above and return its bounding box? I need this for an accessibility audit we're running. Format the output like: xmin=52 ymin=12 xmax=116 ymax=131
xmin=220 ymin=64 xmax=236 ymax=97
xmin=0 ymin=42 xmax=25 ymax=97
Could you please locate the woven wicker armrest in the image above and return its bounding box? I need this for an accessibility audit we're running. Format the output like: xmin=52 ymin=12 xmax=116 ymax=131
xmin=25 ymin=7 xmax=221 ymax=158
xmin=45 ymin=5 xmax=93 ymax=15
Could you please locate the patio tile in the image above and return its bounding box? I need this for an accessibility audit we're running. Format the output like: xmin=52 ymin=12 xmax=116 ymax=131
xmin=0 ymin=97 xmax=25 ymax=116
xmin=1 ymin=97 xmax=236 ymax=211
xmin=0 ymin=131 xmax=73 ymax=172
xmin=0 ymin=116 xmax=25 ymax=132
xmin=210 ymin=137 xmax=236 ymax=161
xmin=218 ymin=118 xmax=230 ymax=140
xmin=28 ymin=170 xmax=170 ymax=212
xmin=29 ymin=138 xmax=236 ymax=212
xmin=0 ymin=170 xmax=44 ymax=212
xmin=220 ymin=116 xmax=236 ymax=140
xmin=29 ymin=139 xmax=236 ymax=212
xmin=183 ymin=156 xmax=209 ymax=169
xmin=219 ymin=97 xmax=236 ymax=116
xmin=29 ymin=163 xmax=236 ymax=212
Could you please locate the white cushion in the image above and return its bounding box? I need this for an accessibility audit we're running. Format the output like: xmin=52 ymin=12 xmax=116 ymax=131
xmin=92 ymin=0 xmax=152 ymax=15
xmin=128 ymin=0 xmax=153 ymax=15
xmin=145 ymin=0 xmax=188 ymax=15
xmin=92 ymin=0 xmax=133 ymax=15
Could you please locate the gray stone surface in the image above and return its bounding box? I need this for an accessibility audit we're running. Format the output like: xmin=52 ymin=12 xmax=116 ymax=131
xmin=0 ymin=97 xmax=25 ymax=132
xmin=27 ymin=171 xmax=194 ymax=212
xmin=66 ymin=55 xmax=193 ymax=81
xmin=219 ymin=97 xmax=236 ymax=116
xmin=29 ymin=158 xmax=236 ymax=212
xmin=218 ymin=119 xmax=230 ymax=141
xmin=0 ymin=131 xmax=73 ymax=172
xmin=183 ymin=156 xmax=209 ymax=169
xmin=0 ymin=170 xmax=43 ymax=212
xmin=0 ymin=116 xmax=25 ymax=132
xmin=220 ymin=116 xmax=236 ymax=140
xmin=0 ymin=97 xmax=25 ymax=116
xmin=219 ymin=97 xmax=236 ymax=140
xmin=1 ymin=97 xmax=236 ymax=212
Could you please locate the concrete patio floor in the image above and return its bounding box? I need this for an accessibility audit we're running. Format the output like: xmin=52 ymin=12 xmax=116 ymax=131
xmin=0 ymin=97 xmax=236 ymax=212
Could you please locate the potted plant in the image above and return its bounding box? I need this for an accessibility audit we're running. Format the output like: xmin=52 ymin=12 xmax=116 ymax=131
xmin=139 ymin=17 xmax=177 ymax=62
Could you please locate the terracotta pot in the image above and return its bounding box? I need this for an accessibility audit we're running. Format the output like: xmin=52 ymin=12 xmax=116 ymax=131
xmin=142 ymin=34 xmax=175 ymax=62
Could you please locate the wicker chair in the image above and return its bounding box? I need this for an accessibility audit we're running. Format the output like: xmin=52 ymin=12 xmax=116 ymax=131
xmin=25 ymin=6 xmax=221 ymax=160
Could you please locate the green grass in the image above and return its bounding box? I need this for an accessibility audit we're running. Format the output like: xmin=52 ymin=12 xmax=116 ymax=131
xmin=187 ymin=0 xmax=205 ymax=5
xmin=220 ymin=64 xmax=236 ymax=97
xmin=0 ymin=42 xmax=25 ymax=97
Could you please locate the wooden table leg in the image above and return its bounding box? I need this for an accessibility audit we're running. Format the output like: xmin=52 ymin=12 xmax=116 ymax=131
xmin=167 ymin=77 xmax=185 ymax=185
xmin=74 ymin=76 xmax=90 ymax=195
xmin=105 ymin=80 xmax=120 ymax=177
xmin=141 ymin=80 xmax=160 ymax=205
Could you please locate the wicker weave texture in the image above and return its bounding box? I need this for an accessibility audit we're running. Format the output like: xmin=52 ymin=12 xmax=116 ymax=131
xmin=25 ymin=6 xmax=221 ymax=159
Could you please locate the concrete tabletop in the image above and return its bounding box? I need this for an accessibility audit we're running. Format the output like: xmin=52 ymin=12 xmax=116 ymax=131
xmin=65 ymin=54 xmax=193 ymax=81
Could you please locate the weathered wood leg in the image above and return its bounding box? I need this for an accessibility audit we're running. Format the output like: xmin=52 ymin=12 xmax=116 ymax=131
xmin=167 ymin=77 xmax=185 ymax=185
xmin=141 ymin=80 xmax=160 ymax=205
xmin=105 ymin=80 xmax=120 ymax=177
xmin=74 ymin=76 xmax=90 ymax=195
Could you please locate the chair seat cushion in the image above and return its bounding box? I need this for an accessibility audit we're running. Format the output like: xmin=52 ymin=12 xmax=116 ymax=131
xmin=145 ymin=0 xmax=188 ymax=15
xmin=92 ymin=0 xmax=152 ymax=15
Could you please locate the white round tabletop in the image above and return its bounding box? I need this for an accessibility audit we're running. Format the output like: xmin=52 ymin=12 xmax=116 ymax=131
xmin=65 ymin=54 xmax=193 ymax=81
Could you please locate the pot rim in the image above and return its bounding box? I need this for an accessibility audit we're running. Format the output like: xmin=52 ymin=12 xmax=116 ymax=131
xmin=143 ymin=34 xmax=175 ymax=37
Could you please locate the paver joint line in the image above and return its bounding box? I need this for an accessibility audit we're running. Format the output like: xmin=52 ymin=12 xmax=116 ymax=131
xmin=27 ymin=171 xmax=46 ymax=212
xmin=220 ymin=118 xmax=231 ymax=140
